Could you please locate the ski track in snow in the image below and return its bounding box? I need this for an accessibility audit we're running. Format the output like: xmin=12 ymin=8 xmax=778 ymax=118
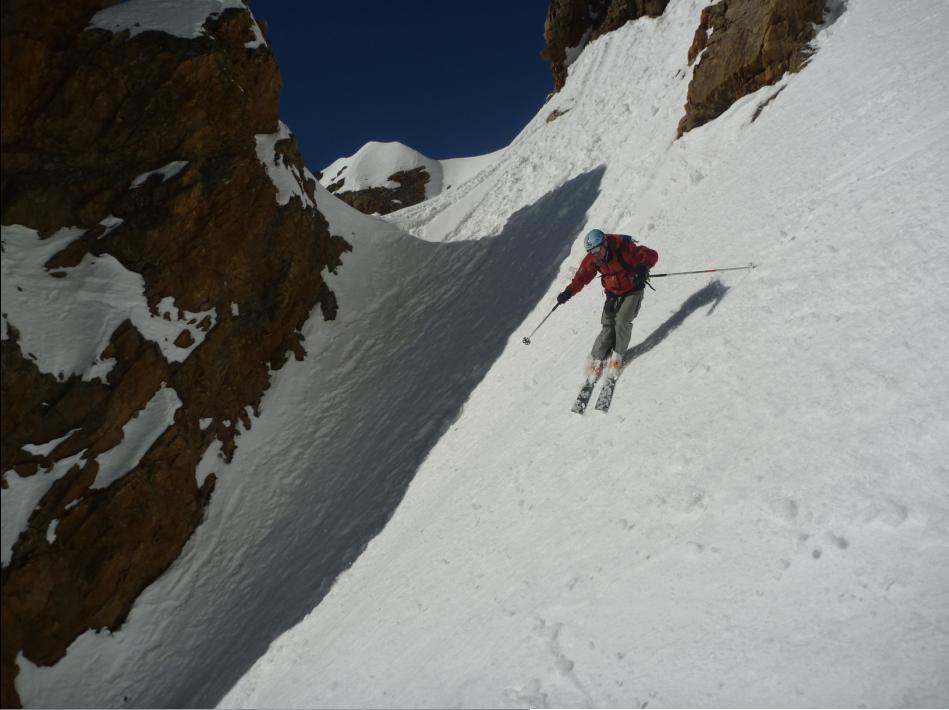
xmin=16 ymin=0 xmax=949 ymax=707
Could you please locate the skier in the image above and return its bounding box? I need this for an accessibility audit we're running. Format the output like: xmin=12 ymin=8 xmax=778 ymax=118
xmin=557 ymin=228 xmax=659 ymax=380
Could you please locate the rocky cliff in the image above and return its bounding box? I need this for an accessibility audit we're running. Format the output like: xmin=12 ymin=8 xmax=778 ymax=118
xmin=678 ymin=0 xmax=826 ymax=135
xmin=0 ymin=1 xmax=347 ymax=706
xmin=542 ymin=0 xmax=671 ymax=92
xmin=541 ymin=0 xmax=825 ymax=138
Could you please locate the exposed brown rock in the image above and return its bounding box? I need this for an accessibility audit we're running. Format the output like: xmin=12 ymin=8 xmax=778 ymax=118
xmin=678 ymin=0 xmax=825 ymax=136
xmin=546 ymin=108 xmax=571 ymax=123
xmin=330 ymin=166 xmax=431 ymax=215
xmin=542 ymin=0 xmax=670 ymax=92
xmin=1 ymin=1 xmax=348 ymax=706
xmin=174 ymin=329 xmax=196 ymax=348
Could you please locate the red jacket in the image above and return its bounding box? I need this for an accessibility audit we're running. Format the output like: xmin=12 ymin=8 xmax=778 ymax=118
xmin=566 ymin=233 xmax=659 ymax=296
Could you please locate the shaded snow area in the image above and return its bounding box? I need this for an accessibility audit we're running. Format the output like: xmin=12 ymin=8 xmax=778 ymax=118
xmin=319 ymin=140 xmax=504 ymax=201
xmin=15 ymin=0 xmax=949 ymax=707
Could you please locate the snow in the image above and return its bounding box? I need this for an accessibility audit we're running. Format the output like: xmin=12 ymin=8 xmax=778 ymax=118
xmin=46 ymin=519 xmax=59 ymax=545
xmin=0 ymin=225 xmax=216 ymax=381
xmin=97 ymin=215 xmax=124 ymax=238
xmin=564 ymin=29 xmax=593 ymax=69
xmin=255 ymin=122 xmax=316 ymax=207
xmin=243 ymin=16 xmax=266 ymax=50
xmin=319 ymin=141 xmax=503 ymax=202
xmin=88 ymin=0 xmax=266 ymax=49
xmin=221 ymin=0 xmax=949 ymax=707
xmin=441 ymin=148 xmax=506 ymax=191
xmin=90 ymin=384 xmax=182 ymax=490
xmin=2 ymin=381 xmax=180 ymax=564
xmin=13 ymin=0 xmax=949 ymax=707
xmin=2 ymin=224 xmax=127 ymax=381
xmin=90 ymin=0 xmax=245 ymax=40
xmin=1 ymin=450 xmax=87 ymax=566
xmin=154 ymin=296 xmax=217 ymax=363
xmin=130 ymin=160 xmax=189 ymax=189
xmin=20 ymin=429 xmax=81 ymax=458
xmin=195 ymin=438 xmax=226 ymax=487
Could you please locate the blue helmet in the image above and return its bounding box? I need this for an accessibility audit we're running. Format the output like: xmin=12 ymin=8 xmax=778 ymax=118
xmin=583 ymin=229 xmax=605 ymax=252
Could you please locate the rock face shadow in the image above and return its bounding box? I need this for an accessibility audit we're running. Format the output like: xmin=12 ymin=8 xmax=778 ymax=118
xmin=169 ymin=167 xmax=606 ymax=707
xmin=623 ymin=279 xmax=729 ymax=364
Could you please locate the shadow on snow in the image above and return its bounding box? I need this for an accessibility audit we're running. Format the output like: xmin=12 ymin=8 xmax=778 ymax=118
xmin=623 ymin=279 xmax=730 ymax=365
xmin=176 ymin=166 xmax=606 ymax=707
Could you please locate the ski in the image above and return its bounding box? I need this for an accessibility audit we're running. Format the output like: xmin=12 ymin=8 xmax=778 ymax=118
xmin=571 ymin=381 xmax=596 ymax=414
xmin=594 ymin=376 xmax=617 ymax=412
xmin=595 ymin=362 xmax=627 ymax=412
xmin=571 ymin=362 xmax=604 ymax=414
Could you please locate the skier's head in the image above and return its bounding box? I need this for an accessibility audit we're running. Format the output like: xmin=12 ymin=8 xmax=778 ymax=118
xmin=584 ymin=229 xmax=605 ymax=253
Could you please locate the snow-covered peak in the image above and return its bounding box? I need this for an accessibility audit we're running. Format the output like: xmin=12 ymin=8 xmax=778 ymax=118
xmin=320 ymin=141 xmax=443 ymax=195
xmin=319 ymin=140 xmax=504 ymax=203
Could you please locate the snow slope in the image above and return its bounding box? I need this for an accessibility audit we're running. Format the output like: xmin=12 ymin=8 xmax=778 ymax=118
xmin=223 ymin=0 xmax=949 ymax=707
xmin=16 ymin=107 xmax=599 ymax=710
xmin=319 ymin=140 xmax=503 ymax=201
xmin=15 ymin=0 xmax=949 ymax=707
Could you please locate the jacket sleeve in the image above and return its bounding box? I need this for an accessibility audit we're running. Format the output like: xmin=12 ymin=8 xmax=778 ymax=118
xmin=626 ymin=241 xmax=658 ymax=269
xmin=566 ymin=255 xmax=598 ymax=295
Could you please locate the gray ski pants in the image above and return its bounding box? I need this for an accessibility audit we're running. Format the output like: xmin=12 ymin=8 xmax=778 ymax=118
xmin=592 ymin=290 xmax=644 ymax=361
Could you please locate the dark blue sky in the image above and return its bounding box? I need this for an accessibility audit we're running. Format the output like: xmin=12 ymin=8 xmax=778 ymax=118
xmin=253 ymin=2 xmax=552 ymax=171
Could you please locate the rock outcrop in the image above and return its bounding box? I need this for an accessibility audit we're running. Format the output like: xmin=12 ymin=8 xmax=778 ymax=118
xmin=0 ymin=1 xmax=347 ymax=706
xmin=542 ymin=0 xmax=670 ymax=92
xmin=328 ymin=166 xmax=431 ymax=215
xmin=677 ymin=0 xmax=825 ymax=135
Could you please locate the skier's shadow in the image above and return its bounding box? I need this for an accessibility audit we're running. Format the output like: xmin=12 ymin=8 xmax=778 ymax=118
xmin=623 ymin=279 xmax=729 ymax=363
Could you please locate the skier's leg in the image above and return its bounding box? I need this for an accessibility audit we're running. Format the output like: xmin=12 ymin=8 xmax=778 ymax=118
xmin=612 ymin=291 xmax=644 ymax=361
xmin=591 ymin=296 xmax=618 ymax=360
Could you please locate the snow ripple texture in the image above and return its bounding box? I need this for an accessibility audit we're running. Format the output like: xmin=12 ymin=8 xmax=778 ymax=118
xmin=20 ymin=0 xmax=949 ymax=707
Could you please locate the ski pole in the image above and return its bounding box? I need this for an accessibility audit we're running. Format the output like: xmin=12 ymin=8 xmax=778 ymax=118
xmin=650 ymin=262 xmax=757 ymax=278
xmin=522 ymin=303 xmax=560 ymax=345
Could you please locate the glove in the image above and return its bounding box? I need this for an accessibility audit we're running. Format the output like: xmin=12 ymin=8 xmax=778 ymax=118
xmin=633 ymin=264 xmax=651 ymax=289
xmin=556 ymin=289 xmax=573 ymax=305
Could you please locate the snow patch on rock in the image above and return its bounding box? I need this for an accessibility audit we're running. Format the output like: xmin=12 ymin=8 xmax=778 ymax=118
xmin=255 ymin=122 xmax=315 ymax=208
xmin=89 ymin=0 xmax=247 ymax=40
xmin=91 ymin=384 xmax=182 ymax=490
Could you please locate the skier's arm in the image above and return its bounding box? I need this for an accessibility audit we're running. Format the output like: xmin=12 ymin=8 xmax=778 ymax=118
xmin=566 ymin=256 xmax=598 ymax=295
xmin=622 ymin=242 xmax=658 ymax=289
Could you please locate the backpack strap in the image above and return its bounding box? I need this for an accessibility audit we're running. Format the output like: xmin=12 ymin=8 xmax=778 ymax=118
xmin=613 ymin=234 xmax=638 ymax=272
